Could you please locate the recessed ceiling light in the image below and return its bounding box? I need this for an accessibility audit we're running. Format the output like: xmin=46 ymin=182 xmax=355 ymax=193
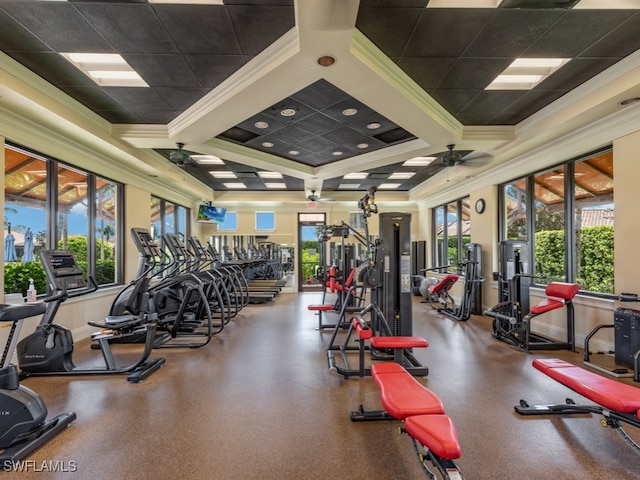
xmin=339 ymin=183 xmax=360 ymax=189
xmin=332 ymin=151 xmax=343 ymax=156
xmin=317 ymin=55 xmax=336 ymax=67
xmin=486 ymin=57 xmax=570 ymax=90
xmin=289 ymin=150 xmax=300 ymax=155
xmin=403 ymin=156 xmax=435 ymax=166
xmin=389 ymin=172 xmax=415 ymax=180
xmin=342 ymin=108 xmax=358 ymax=116
xmin=280 ymin=108 xmax=296 ymax=117
xmin=367 ymin=122 xmax=382 ymax=130
xmin=265 ymin=183 xmax=287 ymax=189
xmin=378 ymin=183 xmax=401 ymax=189
xmin=210 ymin=171 xmax=237 ymax=178
xmin=191 ymin=155 xmax=224 ymax=165
xmin=357 ymin=143 xmax=369 ymax=149
xmin=262 ymin=142 xmax=274 ymax=148
xmin=254 ymin=121 xmax=269 ymax=129
xmin=344 ymin=172 xmax=368 ymax=179
xmin=61 ymin=53 xmax=148 ymax=87
xmin=223 ymin=182 xmax=246 ymax=189
xmin=258 ymin=171 xmax=283 ymax=179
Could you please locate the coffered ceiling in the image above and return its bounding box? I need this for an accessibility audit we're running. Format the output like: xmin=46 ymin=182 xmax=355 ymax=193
xmin=0 ymin=0 xmax=639 ymax=202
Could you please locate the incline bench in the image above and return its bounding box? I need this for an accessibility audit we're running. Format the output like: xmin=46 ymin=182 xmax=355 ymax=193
xmin=351 ymin=363 xmax=464 ymax=479
xmin=327 ymin=314 xmax=429 ymax=378
xmin=516 ymin=358 xmax=640 ymax=455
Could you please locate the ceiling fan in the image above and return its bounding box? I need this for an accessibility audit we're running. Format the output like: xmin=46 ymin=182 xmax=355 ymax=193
xmin=439 ymin=144 xmax=492 ymax=168
xmin=307 ymin=190 xmax=333 ymax=202
xmin=169 ymin=142 xmax=191 ymax=167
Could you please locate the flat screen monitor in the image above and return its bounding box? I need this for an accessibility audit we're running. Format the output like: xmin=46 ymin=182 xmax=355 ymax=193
xmin=197 ymin=204 xmax=226 ymax=224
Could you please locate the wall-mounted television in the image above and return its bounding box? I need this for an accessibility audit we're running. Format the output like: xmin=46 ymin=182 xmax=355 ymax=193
xmin=197 ymin=204 xmax=226 ymax=224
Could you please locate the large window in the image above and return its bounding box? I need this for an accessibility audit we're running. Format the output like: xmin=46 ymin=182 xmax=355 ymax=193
xmin=150 ymin=195 xmax=189 ymax=241
xmin=432 ymin=197 xmax=470 ymax=273
xmin=499 ymin=148 xmax=613 ymax=294
xmin=4 ymin=143 xmax=122 ymax=295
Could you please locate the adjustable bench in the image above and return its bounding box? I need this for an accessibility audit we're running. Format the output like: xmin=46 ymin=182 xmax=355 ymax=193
xmin=351 ymin=363 xmax=464 ymax=479
xmin=327 ymin=314 xmax=429 ymax=378
xmin=516 ymin=358 xmax=640 ymax=455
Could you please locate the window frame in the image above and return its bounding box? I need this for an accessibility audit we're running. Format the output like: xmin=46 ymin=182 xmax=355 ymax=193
xmin=498 ymin=146 xmax=614 ymax=296
xmin=4 ymin=142 xmax=124 ymax=288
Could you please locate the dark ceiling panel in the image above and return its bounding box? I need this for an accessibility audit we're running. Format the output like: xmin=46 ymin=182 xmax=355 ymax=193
xmin=227 ymin=5 xmax=296 ymax=55
xmin=356 ymin=7 xmax=424 ymax=57
xmin=76 ymin=4 xmax=178 ymax=54
xmin=461 ymin=90 xmax=528 ymax=115
xmin=0 ymin=9 xmax=52 ymax=51
xmin=463 ymin=10 xmax=563 ymax=58
xmin=395 ymin=57 xmax=458 ymax=91
xmin=182 ymin=54 xmax=247 ymax=90
xmin=153 ymin=5 xmax=242 ymax=55
xmin=436 ymin=58 xmax=512 ymax=90
xmin=403 ymin=9 xmax=494 ymax=57
xmin=526 ymin=11 xmax=635 ymax=57
xmin=536 ymin=57 xmax=620 ymax=91
xmin=1 ymin=3 xmax=113 ymax=53
xmin=579 ymin=13 xmax=640 ymax=58
xmin=125 ymin=54 xmax=201 ymax=88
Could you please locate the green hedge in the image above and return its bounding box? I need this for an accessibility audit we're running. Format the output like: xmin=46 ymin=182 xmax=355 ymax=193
xmin=4 ymin=236 xmax=116 ymax=295
xmin=534 ymin=225 xmax=614 ymax=294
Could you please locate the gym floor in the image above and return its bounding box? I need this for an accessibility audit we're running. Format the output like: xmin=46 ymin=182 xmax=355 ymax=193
xmin=7 ymin=292 xmax=640 ymax=479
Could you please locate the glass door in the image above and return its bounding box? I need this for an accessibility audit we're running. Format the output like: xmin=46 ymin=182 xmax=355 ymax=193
xmin=298 ymin=213 xmax=325 ymax=292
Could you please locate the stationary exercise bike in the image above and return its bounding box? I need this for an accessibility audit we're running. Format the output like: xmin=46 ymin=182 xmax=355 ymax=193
xmin=0 ymin=302 xmax=76 ymax=463
xmin=17 ymin=249 xmax=165 ymax=382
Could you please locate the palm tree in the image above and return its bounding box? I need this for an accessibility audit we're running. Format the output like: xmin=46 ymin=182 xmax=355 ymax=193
xmin=98 ymin=224 xmax=115 ymax=261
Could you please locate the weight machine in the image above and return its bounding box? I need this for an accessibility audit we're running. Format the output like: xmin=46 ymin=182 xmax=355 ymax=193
xmin=327 ymin=187 xmax=427 ymax=377
xmin=485 ymin=240 xmax=577 ymax=352
xmin=421 ymin=243 xmax=484 ymax=321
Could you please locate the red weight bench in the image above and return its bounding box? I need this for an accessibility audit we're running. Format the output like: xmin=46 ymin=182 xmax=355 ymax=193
xmin=516 ymin=358 xmax=640 ymax=455
xmin=327 ymin=315 xmax=429 ymax=378
xmin=351 ymin=363 xmax=464 ymax=479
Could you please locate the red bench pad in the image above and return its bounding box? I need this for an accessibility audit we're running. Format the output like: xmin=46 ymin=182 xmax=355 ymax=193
xmin=404 ymin=414 xmax=462 ymax=460
xmin=372 ymin=364 xmax=444 ymax=419
xmin=529 ymin=298 xmax=564 ymax=315
xmin=370 ymin=336 xmax=428 ymax=349
xmin=308 ymin=304 xmax=334 ymax=311
xmin=533 ymin=358 xmax=640 ymax=415
xmin=428 ymin=274 xmax=459 ymax=294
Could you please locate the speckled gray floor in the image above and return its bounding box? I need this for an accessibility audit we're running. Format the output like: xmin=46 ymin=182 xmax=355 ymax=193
xmin=5 ymin=292 xmax=640 ymax=479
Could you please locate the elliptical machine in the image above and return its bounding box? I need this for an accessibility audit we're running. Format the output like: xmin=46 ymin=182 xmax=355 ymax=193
xmin=0 ymin=302 xmax=76 ymax=463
